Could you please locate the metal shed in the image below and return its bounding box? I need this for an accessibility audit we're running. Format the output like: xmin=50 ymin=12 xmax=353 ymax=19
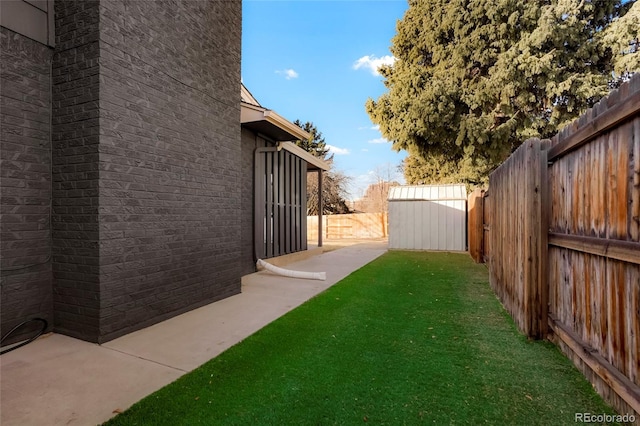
xmin=388 ymin=185 xmax=467 ymax=251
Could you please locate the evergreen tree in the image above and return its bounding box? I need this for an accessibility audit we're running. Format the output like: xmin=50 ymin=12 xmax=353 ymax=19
xmin=293 ymin=120 xmax=332 ymax=161
xmin=294 ymin=120 xmax=350 ymax=215
xmin=604 ymin=1 xmax=640 ymax=78
xmin=367 ymin=0 xmax=636 ymax=186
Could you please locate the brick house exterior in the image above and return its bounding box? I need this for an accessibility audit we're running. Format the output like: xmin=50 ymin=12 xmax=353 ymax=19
xmin=1 ymin=0 xmax=242 ymax=343
xmin=1 ymin=19 xmax=55 ymax=344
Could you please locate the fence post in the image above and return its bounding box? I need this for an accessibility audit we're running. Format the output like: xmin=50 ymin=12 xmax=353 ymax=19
xmin=488 ymin=138 xmax=549 ymax=339
xmin=468 ymin=188 xmax=485 ymax=263
xmin=482 ymin=190 xmax=490 ymax=263
xmin=534 ymin=140 xmax=550 ymax=338
xmin=523 ymin=138 xmax=549 ymax=339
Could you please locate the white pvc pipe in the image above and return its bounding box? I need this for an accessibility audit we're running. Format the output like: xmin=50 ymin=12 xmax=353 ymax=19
xmin=256 ymin=259 xmax=326 ymax=281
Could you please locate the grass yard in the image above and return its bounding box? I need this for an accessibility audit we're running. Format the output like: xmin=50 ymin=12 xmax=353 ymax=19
xmin=105 ymin=251 xmax=619 ymax=425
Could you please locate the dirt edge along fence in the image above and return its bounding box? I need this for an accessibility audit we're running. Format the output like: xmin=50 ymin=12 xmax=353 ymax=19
xmin=469 ymin=74 xmax=640 ymax=419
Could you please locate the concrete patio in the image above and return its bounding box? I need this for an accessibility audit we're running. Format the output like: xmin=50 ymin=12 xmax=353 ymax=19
xmin=0 ymin=241 xmax=387 ymax=426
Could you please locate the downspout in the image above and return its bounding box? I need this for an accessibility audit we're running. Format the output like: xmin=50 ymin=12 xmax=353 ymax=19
xmin=317 ymin=169 xmax=323 ymax=247
xmin=256 ymin=259 xmax=325 ymax=281
xmin=254 ymin=142 xmax=282 ymax=262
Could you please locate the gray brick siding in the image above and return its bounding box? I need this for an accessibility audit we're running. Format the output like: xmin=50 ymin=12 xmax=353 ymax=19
xmin=0 ymin=27 xmax=54 ymax=342
xmin=51 ymin=0 xmax=102 ymax=341
xmin=2 ymin=0 xmax=242 ymax=344
xmin=96 ymin=0 xmax=242 ymax=342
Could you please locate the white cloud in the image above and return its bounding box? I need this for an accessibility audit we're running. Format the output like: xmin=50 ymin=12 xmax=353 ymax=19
xmin=361 ymin=148 xmax=369 ymax=152
xmin=326 ymin=144 xmax=350 ymax=155
xmin=353 ymin=55 xmax=396 ymax=76
xmin=275 ymin=69 xmax=299 ymax=80
xmin=357 ymin=124 xmax=380 ymax=131
xmin=368 ymin=137 xmax=389 ymax=144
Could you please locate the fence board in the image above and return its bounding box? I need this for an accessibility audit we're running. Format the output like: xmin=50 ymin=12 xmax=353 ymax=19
xmin=548 ymin=89 xmax=640 ymax=161
xmin=549 ymin=316 xmax=640 ymax=415
xmin=594 ymin=135 xmax=608 ymax=238
xmin=549 ymin=233 xmax=640 ymax=265
xmin=631 ymin=118 xmax=640 ymax=241
xmin=630 ymin=266 xmax=640 ymax=385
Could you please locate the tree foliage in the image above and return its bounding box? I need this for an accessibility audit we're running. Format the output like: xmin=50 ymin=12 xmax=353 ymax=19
xmin=604 ymin=1 xmax=640 ymax=76
xmin=293 ymin=120 xmax=332 ymax=161
xmin=355 ymin=180 xmax=401 ymax=213
xmin=367 ymin=0 xmax=637 ymax=186
xmin=402 ymin=151 xmax=491 ymax=187
xmin=306 ymin=171 xmax=351 ymax=215
xmin=294 ymin=121 xmax=350 ymax=215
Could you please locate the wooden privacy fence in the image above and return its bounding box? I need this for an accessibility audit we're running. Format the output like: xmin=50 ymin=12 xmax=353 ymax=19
xmin=307 ymin=212 xmax=387 ymax=240
xmin=471 ymin=74 xmax=640 ymax=417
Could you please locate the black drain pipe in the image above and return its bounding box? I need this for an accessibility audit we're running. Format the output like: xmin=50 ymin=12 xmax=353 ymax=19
xmin=0 ymin=318 xmax=48 ymax=355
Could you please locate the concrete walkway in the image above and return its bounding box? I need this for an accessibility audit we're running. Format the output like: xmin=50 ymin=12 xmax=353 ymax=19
xmin=0 ymin=241 xmax=386 ymax=426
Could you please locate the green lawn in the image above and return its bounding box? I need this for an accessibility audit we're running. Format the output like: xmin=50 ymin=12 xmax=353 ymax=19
xmin=105 ymin=251 xmax=619 ymax=425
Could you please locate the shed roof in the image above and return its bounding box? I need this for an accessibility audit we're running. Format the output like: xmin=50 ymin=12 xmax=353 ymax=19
xmin=388 ymin=184 xmax=467 ymax=201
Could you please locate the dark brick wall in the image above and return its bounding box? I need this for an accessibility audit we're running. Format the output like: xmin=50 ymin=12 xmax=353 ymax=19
xmin=51 ymin=0 xmax=101 ymax=341
xmin=2 ymin=0 xmax=241 ymax=344
xmin=240 ymin=128 xmax=254 ymax=276
xmin=96 ymin=0 xmax=242 ymax=342
xmin=0 ymin=28 xmax=54 ymax=341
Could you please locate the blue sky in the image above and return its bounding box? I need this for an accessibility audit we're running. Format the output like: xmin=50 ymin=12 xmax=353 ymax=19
xmin=242 ymin=0 xmax=409 ymax=200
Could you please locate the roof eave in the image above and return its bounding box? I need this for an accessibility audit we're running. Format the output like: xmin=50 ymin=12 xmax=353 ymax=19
xmin=280 ymin=142 xmax=330 ymax=171
xmin=241 ymin=102 xmax=310 ymax=142
xmin=263 ymin=110 xmax=310 ymax=141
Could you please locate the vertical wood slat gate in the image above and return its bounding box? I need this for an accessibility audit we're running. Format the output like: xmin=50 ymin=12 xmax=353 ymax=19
xmin=255 ymin=148 xmax=307 ymax=260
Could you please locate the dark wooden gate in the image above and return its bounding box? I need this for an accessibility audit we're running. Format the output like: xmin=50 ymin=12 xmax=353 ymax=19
xmin=255 ymin=148 xmax=307 ymax=260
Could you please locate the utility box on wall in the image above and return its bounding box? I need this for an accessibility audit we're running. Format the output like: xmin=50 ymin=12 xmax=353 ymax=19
xmin=388 ymin=185 xmax=467 ymax=251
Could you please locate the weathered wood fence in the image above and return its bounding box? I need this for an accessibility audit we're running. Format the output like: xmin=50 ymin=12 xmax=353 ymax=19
xmin=468 ymin=188 xmax=487 ymax=263
xmin=468 ymin=189 xmax=491 ymax=263
xmin=307 ymin=212 xmax=387 ymax=240
xmin=469 ymin=74 xmax=640 ymax=417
